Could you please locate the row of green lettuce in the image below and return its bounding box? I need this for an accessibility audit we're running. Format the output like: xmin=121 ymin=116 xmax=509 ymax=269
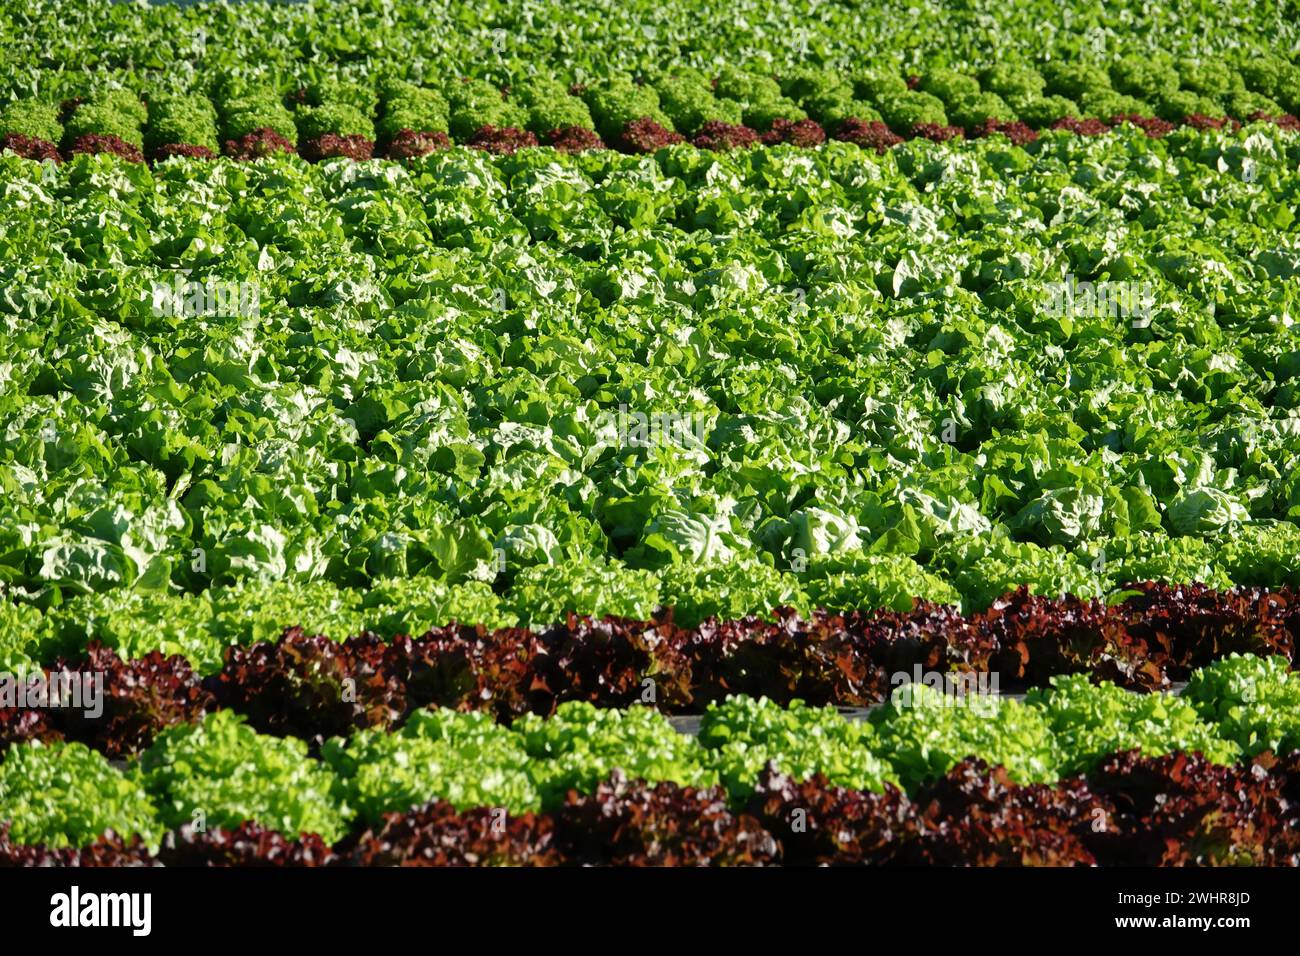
xmin=2 ymin=654 xmax=1295 ymax=849
xmin=1 ymin=0 xmax=1294 ymax=108
xmin=3 ymin=524 xmax=1298 ymax=675
xmin=5 ymin=52 xmax=1300 ymax=154
xmin=2 ymin=127 xmax=1299 ymax=653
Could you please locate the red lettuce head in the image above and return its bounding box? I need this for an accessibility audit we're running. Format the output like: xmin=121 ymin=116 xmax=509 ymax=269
xmin=692 ymin=120 xmax=760 ymax=151
xmin=0 ymin=132 xmax=61 ymax=163
xmin=384 ymin=128 xmax=452 ymax=159
xmin=1109 ymin=114 xmax=1175 ymax=138
xmin=1051 ymin=116 xmax=1111 ymax=136
xmin=761 ymin=118 xmax=827 ymax=147
xmin=223 ymin=127 xmax=297 ymax=160
xmin=1248 ymin=110 xmax=1300 ymax=131
xmin=911 ymin=122 xmax=965 ymax=143
xmin=832 ymin=118 xmax=903 ymax=152
xmin=616 ymin=117 xmax=685 ymax=153
xmin=467 ymin=125 xmax=539 ymax=155
xmin=300 ymin=133 xmax=375 ymax=162
xmin=969 ymin=118 xmax=1038 ymax=145
xmin=66 ymin=133 xmax=144 ymax=162
xmin=542 ymin=126 xmax=605 ymax=152
xmin=151 ymin=143 xmax=217 ymax=162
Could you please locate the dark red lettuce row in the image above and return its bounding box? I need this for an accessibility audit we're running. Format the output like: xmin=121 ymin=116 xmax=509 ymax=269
xmin=465 ymin=125 xmax=539 ymax=154
xmin=206 ymin=622 xmax=689 ymax=744
xmin=0 ymin=643 xmax=212 ymax=757
xmin=762 ymin=118 xmax=827 ymax=147
xmin=298 ymin=133 xmax=374 ymax=162
xmin=832 ymin=118 xmax=903 ymax=152
xmin=222 ymin=127 xmax=296 ymax=160
xmin=691 ymin=120 xmax=761 ymax=151
xmin=752 ymin=751 xmax=1300 ymax=866
xmin=152 ymin=143 xmax=216 ymax=161
xmin=616 ymin=117 xmax=685 ymax=152
xmin=547 ymin=773 xmax=779 ymax=866
xmin=0 ymin=824 xmax=159 ymax=867
xmin=199 ymin=582 xmax=1300 ymax=735
xmin=910 ymin=122 xmax=966 ymax=142
xmin=21 ymin=111 xmax=1299 ymax=168
xmin=383 ymin=128 xmax=451 ymax=159
xmin=322 ymin=109 xmax=1296 ymax=158
xmin=1085 ymin=750 xmax=1299 ymax=866
xmin=1051 ymin=116 xmax=1112 ymax=136
xmin=66 ymin=133 xmax=143 ymax=163
xmin=1110 ymin=114 xmax=1177 ymax=137
xmin=1 ymin=132 xmax=61 ymax=162
xmin=336 ymin=773 xmax=775 ymax=866
xmin=0 ymin=821 xmax=334 ymax=867
xmin=8 ymin=753 xmax=1299 ymax=866
xmin=4 ymin=583 xmax=1298 ymax=755
xmin=340 ymin=803 xmax=560 ymax=866
xmin=1256 ymin=111 xmax=1300 ymax=130
xmin=156 ymin=822 xmax=338 ymax=866
xmin=969 ymin=118 xmax=1038 ymax=144
xmin=541 ymin=126 xmax=605 ymax=152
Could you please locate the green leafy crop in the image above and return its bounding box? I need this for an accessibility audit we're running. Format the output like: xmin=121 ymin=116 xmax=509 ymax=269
xmin=140 ymin=711 xmax=349 ymax=843
xmin=0 ymin=98 xmax=61 ymax=143
xmin=515 ymin=77 xmax=595 ymax=134
xmin=980 ymin=64 xmax=1045 ymax=101
xmin=362 ymin=576 xmax=511 ymax=635
xmin=63 ymin=96 xmax=146 ymax=149
xmin=378 ymin=80 xmax=451 ymax=140
xmin=2 ymin=92 xmax=1300 ymax=666
xmin=659 ymin=561 xmax=809 ymax=628
xmin=877 ymin=91 xmax=948 ymax=130
xmin=508 ymin=559 xmax=661 ymax=626
xmin=513 ymin=701 xmax=714 ymax=804
xmin=872 ymin=685 xmax=1062 ymax=788
xmin=146 ymin=93 xmax=220 ymax=152
xmin=0 ymin=598 xmax=46 ymax=672
xmin=220 ymin=89 xmax=298 ymax=143
xmin=323 ymin=708 xmax=539 ymax=821
xmin=1027 ymin=675 xmax=1239 ymax=773
xmin=295 ymin=103 xmax=375 ymax=140
xmin=699 ymin=696 xmax=897 ymax=797
xmin=801 ymin=552 xmax=960 ymax=613
xmin=653 ymin=72 xmax=742 ymax=135
xmin=0 ymin=741 xmax=162 ymax=849
xmin=919 ymin=68 xmax=981 ymax=104
xmin=1183 ymin=655 xmax=1300 ymax=757
xmin=448 ymin=78 xmax=528 ymax=140
xmin=947 ymin=92 xmax=1014 ymax=128
xmin=583 ymin=76 xmax=674 ymax=139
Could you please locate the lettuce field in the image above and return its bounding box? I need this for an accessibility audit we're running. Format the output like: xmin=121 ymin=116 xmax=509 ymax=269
xmin=2 ymin=0 xmax=1300 ymax=870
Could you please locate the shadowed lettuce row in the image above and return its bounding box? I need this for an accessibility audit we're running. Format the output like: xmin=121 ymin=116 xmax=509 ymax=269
xmin=2 ymin=653 xmax=1300 ymax=858
xmin=11 ymin=582 xmax=1299 ymax=757
xmin=2 ymin=572 xmax=1300 ymax=691
xmin=4 ymin=581 xmax=1300 ymax=759
xmin=9 ymin=750 xmax=1300 ymax=866
xmin=3 ymin=54 xmax=1299 ymax=163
